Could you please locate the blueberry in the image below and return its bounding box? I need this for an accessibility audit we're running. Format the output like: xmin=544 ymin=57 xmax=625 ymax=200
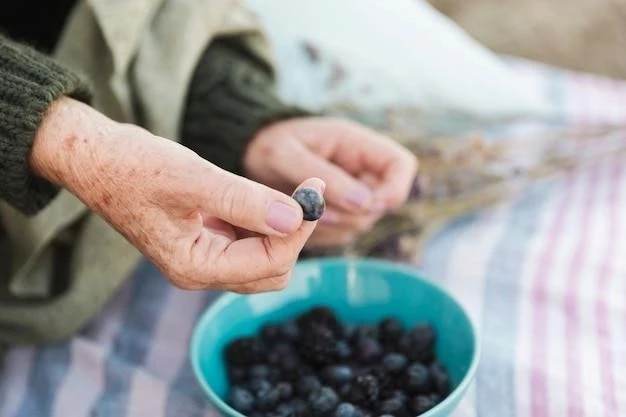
xmin=275 ymin=403 xmax=297 ymax=417
xmin=249 ymin=378 xmax=272 ymax=397
xmin=297 ymin=375 xmax=322 ymax=396
xmin=292 ymin=188 xmax=325 ymax=221
xmin=341 ymin=324 xmax=357 ymax=340
xmin=382 ymin=353 xmax=408 ymax=373
xmin=406 ymin=323 xmax=436 ymax=363
xmin=378 ymin=396 xmax=409 ymax=417
xmin=334 ymin=402 xmax=359 ymax=417
xmin=405 ymin=363 xmax=430 ymax=393
xmin=308 ymin=387 xmax=340 ymax=415
xmin=280 ymin=352 xmax=300 ymax=378
xmin=280 ymin=321 xmax=300 ymax=342
xmin=429 ymin=363 xmax=451 ymax=396
xmin=355 ymin=338 xmax=383 ymax=364
xmin=250 ymin=364 xmax=271 ymax=379
xmin=257 ymin=387 xmax=282 ymax=411
xmin=322 ymin=365 xmax=355 ymax=386
xmin=228 ymin=386 xmax=255 ymax=413
xmin=409 ymin=395 xmax=436 ymax=414
xmin=349 ymin=375 xmax=379 ymax=408
xmin=290 ymin=398 xmax=309 ymax=415
xmin=379 ymin=318 xmax=404 ymax=342
xmin=354 ymin=325 xmax=379 ymax=341
xmin=339 ymin=383 xmax=353 ymax=398
xmin=225 ymin=337 xmax=265 ymax=366
xmin=262 ymin=324 xmax=283 ymax=342
xmin=228 ymin=366 xmax=247 ymax=383
xmin=276 ymin=382 xmax=294 ymax=400
xmin=336 ymin=341 xmax=352 ymax=360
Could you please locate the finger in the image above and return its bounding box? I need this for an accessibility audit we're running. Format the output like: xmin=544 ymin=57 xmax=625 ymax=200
xmin=319 ymin=206 xmax=380 ymax=232
xmin=336 ymin=132 xmax=418 ymax=209
xmin=306 ymin=227 xmax=356 ymax=248
xmin=197 ymin=165 xmax=305 ymax=236
xmin=223 ymin=272 xmax=293 ymax=294
xmin=194 ymin=178 xmax=325 ymax=285
xmin=271 ymin=141 xmax=375 ymax=212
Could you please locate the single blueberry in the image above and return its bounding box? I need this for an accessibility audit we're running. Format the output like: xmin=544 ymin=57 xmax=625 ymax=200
xmin=228 ymin=366 xmax=247 ymax=383
xmin=250 ymin=364 xmax=271 ymax=379
xmin=228 ymin=386 xmax=255 ymax=413
xmin=262 ymin=324 xmax=283 ymax=342
xmin=280 ymin=352 xmax=300 ymax=377
xmin=322 ymin=365 xmax=355 ymax=386
xmin=292 ymin=188 xmax=325 ymax=221
xmin=297 ymin=375 xmax=322 ymax=396
xmin=257 ymin=387 xmax=282 ymax=411
xmin=406 ymin=323 xmax=436 ymax=363
xmin=276 ymin=382 xmax=294 ymax=400
xmin=355 ymin=338 xmax=383 ymax=364
xmin=378 ymin=397 xmax=405 ymax=416
xmin=290 ymin=398 xmax=309 ymax=415
xmin=341 ymin=324 xmax=357 ymax=340
xmin=334 ymin=402 xmax=359 ymax=417
xmin=225 ymin=337 xmax=265 ymax=366
xmin=339 ymin=383 xmax=353 ymax=398
xmin=308 ymin=387 xmax=340 ymax=415
xmin=275 ymin=403 xmax=296 ymax=417
xmin=354 ymin=325 xmax=379 ymax=341
xmin=405 ymin=363 xmax=430 ymax=394
xmin=249 ymin=378 xmax=272 ymax=397
xmin=379 ymin=318 xmax=404 ymax=342
xmin=382 ymin=353 xmax=408 ymax=373
xmin=409 ymin=395 xmax=436 ymax=414
xmin=429 ymin=363 xmax=451 ymax=396
xmin=336 ymin=341 xmax=352 ymax=360
xmin=280 ymin=321 xmax=300 ymax=342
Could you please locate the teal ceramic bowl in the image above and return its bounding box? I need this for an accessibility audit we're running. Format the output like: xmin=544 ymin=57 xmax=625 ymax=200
xmin=191 ymin=258 xmax=479 ymax=417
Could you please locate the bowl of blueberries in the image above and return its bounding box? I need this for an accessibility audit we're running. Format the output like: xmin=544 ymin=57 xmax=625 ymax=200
xmin=191 ymin=258 xmax=479 ymax=417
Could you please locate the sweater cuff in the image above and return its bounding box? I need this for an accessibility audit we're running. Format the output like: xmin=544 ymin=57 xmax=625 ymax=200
xmin=0 ymin=37 xmax=92 ymax=215
xmin=181 ymin=37 xmax=311 ymax=175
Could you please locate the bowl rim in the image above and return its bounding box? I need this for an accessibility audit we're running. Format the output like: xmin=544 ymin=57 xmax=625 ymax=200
xmin=190 ymin=257 xmax=481 ymax=417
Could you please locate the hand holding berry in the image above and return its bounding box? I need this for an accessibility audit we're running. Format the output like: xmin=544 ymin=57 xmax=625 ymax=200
xmin=29 ymin=98 xmax=325 ymax=293
xmin=243 ymin=117 xmax=418 ymax=247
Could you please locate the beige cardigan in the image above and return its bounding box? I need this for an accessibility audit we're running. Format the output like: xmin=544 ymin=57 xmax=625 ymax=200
xmin=0 ymin=0 xmax=273 ymax=346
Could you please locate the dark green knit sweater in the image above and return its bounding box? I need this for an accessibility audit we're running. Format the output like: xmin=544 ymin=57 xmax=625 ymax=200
xmin=0 ymin=34 xmax=305 ymax=215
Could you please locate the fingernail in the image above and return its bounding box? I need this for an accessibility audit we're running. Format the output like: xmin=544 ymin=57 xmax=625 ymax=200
xmin=346 ymin=184 xmax=372 ymax=208
xmin=266 ymin=202 xmax=300 ymax=234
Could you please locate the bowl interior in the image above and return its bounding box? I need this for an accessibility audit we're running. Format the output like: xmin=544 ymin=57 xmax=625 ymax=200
xmin=191 ymin=258 xmax=478 ymax=416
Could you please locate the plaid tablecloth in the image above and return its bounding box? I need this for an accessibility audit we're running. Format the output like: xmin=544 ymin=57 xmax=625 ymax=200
xmin=1 ymin=59 xmax=626 ymax=417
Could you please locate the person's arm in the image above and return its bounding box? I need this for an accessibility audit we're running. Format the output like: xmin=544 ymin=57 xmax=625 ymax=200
xmin=0 ymin=36 xmax=91 ymax=214
xmin=181 ymin=36 xmax=310 ymax=175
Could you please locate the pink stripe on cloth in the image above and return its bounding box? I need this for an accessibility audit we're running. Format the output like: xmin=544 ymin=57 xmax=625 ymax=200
xmin=529 ymin=174 xmax=577 ymax=417
xmin=564 ymin=165 xmax=600 ymax=417
xmin=595 ymin=160 xmax=622 ymax=417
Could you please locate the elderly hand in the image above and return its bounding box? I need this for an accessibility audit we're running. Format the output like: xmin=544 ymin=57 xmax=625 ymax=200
xmin=29 ymin=98 xmax=324 ymax=293
xmin=244 ymin=117 xmax=418 ymax=247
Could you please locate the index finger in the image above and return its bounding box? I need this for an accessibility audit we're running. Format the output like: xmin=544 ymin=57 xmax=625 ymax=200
xmin=347 ymin=133 xmax=418 ymax=209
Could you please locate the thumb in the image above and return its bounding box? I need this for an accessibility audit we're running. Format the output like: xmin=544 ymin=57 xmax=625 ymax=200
xmin=200 ymin=166 xmax=306 ymax=236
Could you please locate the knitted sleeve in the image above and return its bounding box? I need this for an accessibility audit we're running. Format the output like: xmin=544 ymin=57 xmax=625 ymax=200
xmin=181 ymin=36 xmax=311 ymax=175
xmin=0 ymin=36 xmax=91 ymax=215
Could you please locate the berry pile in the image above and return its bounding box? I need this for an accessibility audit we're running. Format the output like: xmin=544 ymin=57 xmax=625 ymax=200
xmin=223 ymin=306 xmax=451 ymax=417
